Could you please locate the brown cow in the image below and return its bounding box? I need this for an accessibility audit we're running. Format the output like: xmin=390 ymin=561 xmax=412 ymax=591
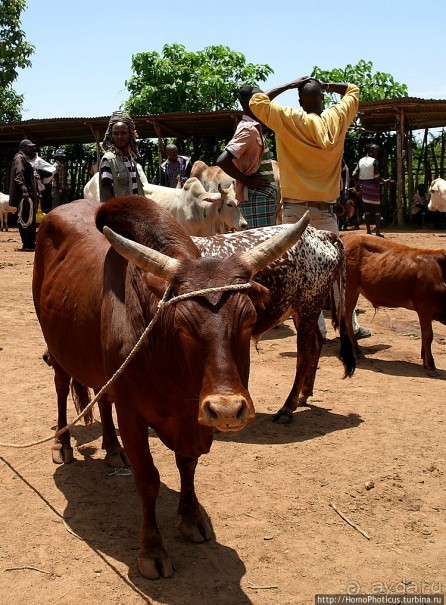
xmin=341 ymin=232 xmax=446 ymax=375
xmin=33 ymin=196 xmax=309 ymax=579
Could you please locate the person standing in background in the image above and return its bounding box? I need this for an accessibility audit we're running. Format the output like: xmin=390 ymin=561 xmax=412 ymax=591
xmin=51 ymin=149 xmax=70 ymax=208
xmin=99 ymin=110 xmax=144 ymax=203
xmin=249 ymin=76 xmax=370 ymax=340
xmin=159 ymin=144 xmax=192 ymax=187
xmin=217 ymin=85 xmax=277 ymax=228
xmin=352 ymin=143 xmax=391 ymax=237
xmin=9 ymin=139 xmax=38 ymax=251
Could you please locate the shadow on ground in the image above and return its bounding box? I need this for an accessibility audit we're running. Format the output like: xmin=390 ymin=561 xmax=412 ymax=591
xmin=214 ymin=406 xmax=363 ymax=446
xmin=51 ymin=456 xmax=252 ymax=605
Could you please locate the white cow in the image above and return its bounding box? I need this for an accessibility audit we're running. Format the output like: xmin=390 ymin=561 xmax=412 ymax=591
xmin=84 ymin=171 xmax=248 ymax=236
xmin=429 ymin=178 xmax=446 ymax=212
xmin=191 ymin=159 xmax=282 ymax=224
xmin=143 ymin=178 xmax=248 ymax=236
xmin=0 ymin=192 xmax=17 ymax=231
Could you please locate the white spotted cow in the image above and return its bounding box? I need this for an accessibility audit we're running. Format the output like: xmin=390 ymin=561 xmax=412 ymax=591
xmin=0 ymin=192 xmax=17 ymax=231
xmin=429 ymin=178 xmax=446 ymax=212
xmin=193 ymin=224 xmax=356 ymax=423
xmin=83 ymin=173 xmax=247 ymax=237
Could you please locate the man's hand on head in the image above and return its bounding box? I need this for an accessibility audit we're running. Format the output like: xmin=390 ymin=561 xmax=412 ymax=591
xmin=289 ymin=76 xmax=313 ymax=90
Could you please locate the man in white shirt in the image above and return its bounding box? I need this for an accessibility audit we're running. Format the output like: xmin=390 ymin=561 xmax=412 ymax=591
xmin=353 ymin=144 xmax=390 ymax=237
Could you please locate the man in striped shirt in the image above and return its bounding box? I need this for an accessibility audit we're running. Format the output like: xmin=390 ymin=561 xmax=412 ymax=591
xmin=217 ymin=85 xmax=277 ymax=228
xmin=99 ymin=111 xmax=144 ymax=203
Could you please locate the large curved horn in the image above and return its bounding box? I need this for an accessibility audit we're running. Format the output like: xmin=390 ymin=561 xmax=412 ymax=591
xmin=239 ymin=211 xmax=310 ymax=275
xmin=103 ymin=226 xmax=180 ymax=282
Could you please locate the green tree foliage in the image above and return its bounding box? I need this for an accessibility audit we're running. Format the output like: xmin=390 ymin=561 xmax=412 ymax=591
xmin=0 ymin=0 xmax=34 ymax=121
xmin=124 ymin=43 xmax=273 ymax=114
xmin=311 ymin=60 xmax=408 ymax=102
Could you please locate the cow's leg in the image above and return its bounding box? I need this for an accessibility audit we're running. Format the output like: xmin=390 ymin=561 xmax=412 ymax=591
xmin=51 ymin=361 xmax=74 ymax=464
xmin=418 ymin=312 xmax=438 ymax=376
xmin=97 ymin=396 xmax=129 ymax=468
xmin=345 ymin=289 xmax=362 ymax=356
xmin=176 ymin=453 xmax=213 ymax=543
xmin=116 ymin=408 xmax=173 ymax=580
xmin=298 ymin=325 xmax=325 ymax=406
xmin=273 ymin=313 xmax=319 ymax=423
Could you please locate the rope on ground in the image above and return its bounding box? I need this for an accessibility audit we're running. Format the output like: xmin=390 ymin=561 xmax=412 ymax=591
xmin=0 ymin=281 xmax=252 ymax=449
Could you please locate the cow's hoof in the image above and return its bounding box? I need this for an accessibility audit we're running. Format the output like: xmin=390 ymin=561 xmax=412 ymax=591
xmin=297 ymin=399 xmax=311 ymax=407
xmin=273 ymin=411 xmax=294 ymax=424
xmin=137 ymin=553 xmax=173 ymax=580
xmin=105 ymin=448 xmax=130 ymax=468
xmin=179 ymin=512 xmax=213 ymax=543
xmin=42 ymin=349 xmax=52 ymax=366
xmin=52 ymin=443 xmax=74 ymax=464
xmin=427 ymin=369 xmax=439 ymax=377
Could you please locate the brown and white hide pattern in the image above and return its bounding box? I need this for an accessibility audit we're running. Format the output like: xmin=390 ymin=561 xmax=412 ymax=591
xmin=193 ymin=224 xmax=354 ymax=422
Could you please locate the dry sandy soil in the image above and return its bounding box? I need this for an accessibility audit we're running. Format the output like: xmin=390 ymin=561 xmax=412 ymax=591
xmin=0 ymin=224 xmax=445 ymax=605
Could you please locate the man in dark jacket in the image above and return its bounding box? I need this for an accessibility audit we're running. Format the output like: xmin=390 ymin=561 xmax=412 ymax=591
xmin=159 ymin=144 xmax=192 ymax=187
xmin=9 ymin=139 xmax=38 ymax=251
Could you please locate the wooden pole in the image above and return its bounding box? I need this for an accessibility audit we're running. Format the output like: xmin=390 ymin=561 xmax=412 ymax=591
xmin=152 ymin=121 xmax=164 ymax=185
xmin=396 ymin=110 xmax=404 ymax=225
xmin=407 ymin=129 xmax=414 ymax=213
xmin=416 ymin=128 xmax=428 ymax=186
xmin=87 ymin=123 xmax=101 ymax=170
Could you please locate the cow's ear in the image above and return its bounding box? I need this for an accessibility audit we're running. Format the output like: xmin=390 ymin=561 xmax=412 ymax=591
xmin=248 ymin=281 xmax=271 ymax=311
xmin=142 ymin=273 xmax=172 ymax=300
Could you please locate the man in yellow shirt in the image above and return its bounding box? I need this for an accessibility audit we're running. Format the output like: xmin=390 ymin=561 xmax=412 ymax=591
xmin=250 ymin=77 xmax=370 ymax=339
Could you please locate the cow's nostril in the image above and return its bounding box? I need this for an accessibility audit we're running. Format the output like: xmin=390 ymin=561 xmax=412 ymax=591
xmin=209 ymin=407 xmax=218 ymax=421
xmin=236 ymin=404 xmax=246 ymax=420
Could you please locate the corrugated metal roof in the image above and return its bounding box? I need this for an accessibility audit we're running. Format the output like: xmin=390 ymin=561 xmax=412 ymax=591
xmin=359 ymin=97 xmax=446 ymax=132
xmin=1 ymin=98 xmax=445 ymax=150
xmin=0 ymin=110 xmax=243 ymax=150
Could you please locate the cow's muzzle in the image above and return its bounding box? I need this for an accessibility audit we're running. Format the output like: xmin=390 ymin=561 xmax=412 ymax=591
xmin=199 ymin=394 xmax=255 ymax=431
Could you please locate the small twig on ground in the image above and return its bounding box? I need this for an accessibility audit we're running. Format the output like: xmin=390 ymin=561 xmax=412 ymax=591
xmin=4 ymin=565 xmax=58 ymax=575
xmin=63 ymin=519 xmax=84 ymax=541
xmin=55 ymin=587 xmax=74 ymax=602
xmin=247 ymin=582 xmax=279 ymax=590
xmin=329 ymin=502 xmax=371 ymax=540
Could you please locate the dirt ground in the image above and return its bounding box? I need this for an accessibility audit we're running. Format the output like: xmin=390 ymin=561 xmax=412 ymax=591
xmin=0 ymin=224 xmax=445 ymax=605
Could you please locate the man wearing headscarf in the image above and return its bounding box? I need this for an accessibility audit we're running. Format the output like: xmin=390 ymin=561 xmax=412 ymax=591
xmin=99 ymin=110 xmax=144 ymax=202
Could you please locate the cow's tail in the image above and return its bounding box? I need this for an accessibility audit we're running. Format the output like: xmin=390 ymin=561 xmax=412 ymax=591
xmin=332 ymin=239 xmax=356 ymax=378
xmin=70 ymin=380 xmax=94 ymax=426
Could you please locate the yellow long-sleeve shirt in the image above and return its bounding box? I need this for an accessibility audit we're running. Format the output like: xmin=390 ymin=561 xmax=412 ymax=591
xmin=249 ymin=84 xmax=359 ymax=202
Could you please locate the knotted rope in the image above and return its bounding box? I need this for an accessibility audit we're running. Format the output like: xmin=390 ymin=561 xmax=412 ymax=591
xmin=17 ymin=197 xmax=34 ymax=229
xmin=0 ymin=281 xmax=252 ymax=449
